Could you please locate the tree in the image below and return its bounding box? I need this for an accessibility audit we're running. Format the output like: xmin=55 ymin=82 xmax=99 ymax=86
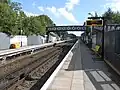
xmin=0 ymin=1 xmax=56 ymax=36
xmin=0 ymin=3 xmax=17 ymax=35
xmin=102 ymin=8 xmax=120 ymax=24
xmin=0 ymin=0 xmax=8 ymax=3
xmin=35 ymin=15 xmax=55 ymax=35
xmin=10 ymin=2 xmax=22 ymax=12
xmin=103 ymin=8 xmax=114 ymax=24
xmin=112 ymin=11 xmax=120 ymax=24
xmin=16 ymin=11 xmax=26 ymax=34
xmin=21 ymin=15 xmax=55 ymax=36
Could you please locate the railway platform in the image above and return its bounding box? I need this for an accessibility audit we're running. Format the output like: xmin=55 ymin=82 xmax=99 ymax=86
xmin=42 ymin=40 xmax=120 ymax=90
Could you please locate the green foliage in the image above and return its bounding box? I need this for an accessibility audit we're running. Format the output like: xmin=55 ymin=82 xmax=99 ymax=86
xmin=22 ymin=15 xmax=55 ymax=36
xmin=0 ymin=2 xmax=55 ymax=36
xmin=112 ymin=12 xmax=120 ymax=24
xmin=0 ymin=3 xmax=17 ymax=35
xmin=103 ymin=8 xmax=114 ymax=24
xmin=87 ymin=9 xmax=120 ymax=34
xmin=102 ymin=8 xmax=120 ymax=24
xmin=10 ymin=2 xmax=22 ymax=12
xmin=0 ymin=0 xmax=8 ymax=3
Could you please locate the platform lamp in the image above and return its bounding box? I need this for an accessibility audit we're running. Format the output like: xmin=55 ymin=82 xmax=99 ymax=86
xmin=88 ymin=13 xmax=94 ymax=48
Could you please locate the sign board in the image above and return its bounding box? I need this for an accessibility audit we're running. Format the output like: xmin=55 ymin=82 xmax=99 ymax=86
xmin=46 ymin=26 xmax=86 ymax=31
xmin=86 ymin=20 xmax=103 ymax=26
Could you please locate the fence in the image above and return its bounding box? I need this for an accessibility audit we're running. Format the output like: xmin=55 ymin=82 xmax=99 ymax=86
xmin=0 ymin=32 xmax=10 ymax=50
xmin=94 ymin=25 xmax=120 ymax=73
xmin=81 ymin=25 xmax=120 ymax=73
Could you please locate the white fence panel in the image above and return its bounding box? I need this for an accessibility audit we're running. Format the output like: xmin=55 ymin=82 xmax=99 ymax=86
xmin=27 ymin=35 xmax=45 ymax=46
xmin=10 ymin=35 xmax=27 ymax=47
xmin=0 ymin=32 xmax=10 ymax=50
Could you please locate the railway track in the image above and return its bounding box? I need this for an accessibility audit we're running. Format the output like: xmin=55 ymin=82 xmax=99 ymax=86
xmin=8 ymin=48 xmax=61 ymax=90
xmin=0 ymin=46 xmax=61 ymax=90
xmin=0 ymin=41 xmax=75 ymax=90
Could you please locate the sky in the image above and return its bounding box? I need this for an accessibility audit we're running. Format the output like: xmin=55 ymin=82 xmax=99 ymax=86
xmin=12 ymin=0 xmax=120 ymax=36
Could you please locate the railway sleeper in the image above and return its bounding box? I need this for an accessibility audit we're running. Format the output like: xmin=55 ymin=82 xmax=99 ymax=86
xmin=0 ymin=45 xmax=70 ymax=90
xmin=0 ymin=49 xmax=61 ymax=89
xmin=8 ymin=45 xmax=72 ymax=90
xmin=0 ymin=47 xmax=60 ymax=79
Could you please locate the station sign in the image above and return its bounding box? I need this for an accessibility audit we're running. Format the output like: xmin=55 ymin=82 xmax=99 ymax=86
xmin=46 ymin=26 xmax=86 ymax=31
xmin=86 ymin=20 xmax=103 ymax=26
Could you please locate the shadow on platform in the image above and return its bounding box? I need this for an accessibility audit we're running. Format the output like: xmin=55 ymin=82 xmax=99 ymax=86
xmin=66 ymin=40 xmax=120 ymax=90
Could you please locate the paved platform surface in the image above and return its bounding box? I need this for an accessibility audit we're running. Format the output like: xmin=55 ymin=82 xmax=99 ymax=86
xmin=47 ymin=40 xmax=120 ymax=90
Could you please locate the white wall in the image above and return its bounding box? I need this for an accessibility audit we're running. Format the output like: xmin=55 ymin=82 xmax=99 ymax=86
xmin=0 ymin=34 xmax=47 ymax=50
xmin=0 ymin=32 xmax=10 ymax=50
xmin=10 ymin=35 xmax=27 ymax=47
xmin=49 ymin=32 xmax=60 ymax=42
xmin=49 ymin=35 xmax=57 ymax=42
xmin=27 ymin=35 xmax=45 ymax=46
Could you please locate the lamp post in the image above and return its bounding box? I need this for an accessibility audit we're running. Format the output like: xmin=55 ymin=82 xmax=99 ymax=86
xmin=88 ymin=13 xmax=94 ymax=48
xmin=20 ymin=29 xmax=23 ymax=47
xmin=18 ymin=16 xmax=24 ymax=47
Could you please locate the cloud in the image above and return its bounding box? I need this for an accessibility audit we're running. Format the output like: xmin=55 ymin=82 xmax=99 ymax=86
xmin=38 ymin=6 xmax=44 ymax=12
xmin=46 ymin=6 xmax=59 ymax=17
xmin=24 ymin=11 xmax=39 ymax=17
xmin=104 ymin=0 xmax=120 ymax=11
xmin=45 ymin=0 xmax=79 ymax=24
xmin=58 ymin=8 xmax=78 ymax=23
xmin=37 ymin=0 xmax=79 ymax=24
xmin=65 ymin=0 xmax=80 ymax=11
xmin=45 ymin=7 xmax=78 ymax=23
xmin=32 ymin=2 xmax=36 ymax=7
xmin=46 ymin=6 xmax=57 ymax=13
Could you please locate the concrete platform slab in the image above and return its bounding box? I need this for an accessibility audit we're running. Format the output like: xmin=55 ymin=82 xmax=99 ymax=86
xmin=43 ymin=40 xmax=120 ymax=90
